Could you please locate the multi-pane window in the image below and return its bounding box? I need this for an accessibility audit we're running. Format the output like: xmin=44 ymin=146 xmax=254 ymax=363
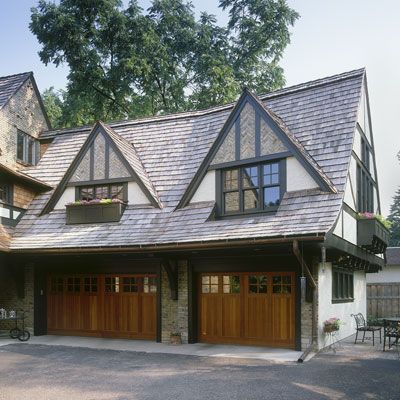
xmin=17 ymin=130 xmax=39 ymax=165
xmin=332 ymin=268 xmax=354 ymax=303
xmin=83 ymin=277 xmax=98 ymax=293
xmin=222 ymin=161 xmax=282 ymax=215
xmin=201 ymin=275 xmax=219 ymax=293
xmin=356 ymin=165 xmax=374 ymax=213
xmin=361 ymin=138 xmax=370 ymax=171
xmin=222 ymin=275 xmax=240 ymax=294
xmin=272 ymin=275 xmax=292 ymax=294
xmin=0 ymin=184 xmax=11 ymax=204
xmin=78 ymin=183 xmax=125 ymax=201
xmin=143 ymin=276 xmax=157 ymax=293
xmin=105 ymin=277 xmax=120 ymax=293
xmin=66 ymin=277 xmax=81 ymax=293
xmin=248 ymin=275 xmax=267 ymax=294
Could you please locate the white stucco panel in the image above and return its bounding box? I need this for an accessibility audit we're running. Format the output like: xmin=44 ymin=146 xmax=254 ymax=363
xmin=343 ymin=175 xmax=356 ymax=210
xmin=317 ymin=262 xmax=366 ymax=349
xmin=342 ymin=210 xmax=357 ymax=245
xmin=54 ymin=187 xmax=75 ymax=209
xmin=353 ymin=127 xmax=362 ymax=159
xmin=286 ymin=157 xmax=318 ymax=192
xmin=332 ymin=210 xmax=343 ymax=238
xmin=128 ymin=182 xmax=151 ymax=205
xmin=190 ymin=170 xmax=215 ymax=203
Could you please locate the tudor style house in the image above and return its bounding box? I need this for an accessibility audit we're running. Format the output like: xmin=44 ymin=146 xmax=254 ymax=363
xmin=0 ymin=72 xmax=51 ymax=318
xmin=0 ymin=68 xmax=388 ymax=351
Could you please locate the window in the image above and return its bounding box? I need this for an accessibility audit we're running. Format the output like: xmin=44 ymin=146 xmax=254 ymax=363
xmin=272 ymin=275 xmax=292 ymax=294
xmin=221 ymin=161 xmax=283 ymax=215
xmin=332 ymin=268 xmax=354 ymax=303
xmin=78 ymin=183 xmax=126 ymax=201
xmin=248 ymin=275 xmax=267 ymax=294
xmin=361 ymin=138 xmax=370 ymax=171
xmin=83 ymin=277 xmax=98 ymax=293
xmin=17 ymin=130 xmax=39 ymax=165
xmin=222 ymin=275 xmax=240 ymax=294
xmin=0 ymin=183 xmax=11 ymax=204
xmin=201 ymin=275 xmax=219 ymax=293
xmin=356 ymin=164 xmax=374 ymax=213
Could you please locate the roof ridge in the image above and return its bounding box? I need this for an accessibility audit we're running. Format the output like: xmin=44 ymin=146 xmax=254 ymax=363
xmin=0 ymin=71 xmax=32 ymax=80
xmin=40 ymin=68 xmax=366 ymax=138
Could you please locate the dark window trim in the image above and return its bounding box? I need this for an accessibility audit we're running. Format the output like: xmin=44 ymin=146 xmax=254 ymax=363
xmin=0 ymin=182 xmax=13 ymax=205
xmin=16 ymin=130 xmax=39 ymax=166
xmin=216 ymin=158 xmax=286 ymax=217
xmin=67 ymin=177 xmax=134 ymax=187
xmin=332 ymin=267 xmax=354 ymax=304
xmin=75 ymin=182 xmax=128 ymax=202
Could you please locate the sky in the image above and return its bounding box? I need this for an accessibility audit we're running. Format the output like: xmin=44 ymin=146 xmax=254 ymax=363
xmin=0 ymin=0 xmax=399 ymax=216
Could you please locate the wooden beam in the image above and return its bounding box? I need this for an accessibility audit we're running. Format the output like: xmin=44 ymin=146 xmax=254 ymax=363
xmin=162 ymin=259 xmax=178 ymax=300
xmin=292 ymin=240 xmax=317 ymax=289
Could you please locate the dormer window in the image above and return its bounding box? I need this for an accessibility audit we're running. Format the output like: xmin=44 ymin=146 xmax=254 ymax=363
xmin=221 ymin=160 xmax=284 ymax=216
xmin=78 ymin=183 xmax=126 ymax=202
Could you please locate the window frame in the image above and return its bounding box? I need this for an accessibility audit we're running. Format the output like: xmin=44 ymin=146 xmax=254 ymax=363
xmin=332 ymin=268 xmax=354 ymax=303
xmin=217 ymin=158 xmax=286 ymax=217
xmin=75 ymin=182 xmax=128 ymax=202
xmin=0 ymin=182 xmax=12 ymax=204
xmin=16 ymin=130 xmax=39 ymax=166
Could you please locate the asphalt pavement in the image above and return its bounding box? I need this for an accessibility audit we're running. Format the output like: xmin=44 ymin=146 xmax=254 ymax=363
xmin=0 ymin=342 xmax=399 ymax=400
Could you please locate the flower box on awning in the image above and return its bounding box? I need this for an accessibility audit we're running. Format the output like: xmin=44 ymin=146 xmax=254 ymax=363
xmin=66 ymin=202 xmax=126 ymax=224
xmin=357 ymin=218 xmax=389 ymax=254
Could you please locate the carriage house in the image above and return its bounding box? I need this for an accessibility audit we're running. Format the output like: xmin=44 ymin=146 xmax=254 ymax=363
xmin=0 ymin=68 xmax=388 ymax=351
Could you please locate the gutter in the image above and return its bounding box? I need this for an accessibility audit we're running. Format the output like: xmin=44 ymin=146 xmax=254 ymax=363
xmin=292 ymin=239 xmax=319 ymax=362
xmin=10 ymin=234 xmax=325 ymax=256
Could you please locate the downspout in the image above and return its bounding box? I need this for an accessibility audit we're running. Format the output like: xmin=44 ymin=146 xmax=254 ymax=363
xmin=292 ymin=240 xmax=319 ymax=363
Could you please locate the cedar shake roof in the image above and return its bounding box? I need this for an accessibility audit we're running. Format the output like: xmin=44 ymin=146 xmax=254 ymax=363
xmin=386 ymin=247 xmax=400 ymax=266
xmin=10 ymin=68 xmax=365 ymax=251
xmin=0 ymin=72 xmax=31 ymax=109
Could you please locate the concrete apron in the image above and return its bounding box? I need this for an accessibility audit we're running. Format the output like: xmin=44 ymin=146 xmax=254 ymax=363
xmin=0 ymin=334 xmax=303 ymax=363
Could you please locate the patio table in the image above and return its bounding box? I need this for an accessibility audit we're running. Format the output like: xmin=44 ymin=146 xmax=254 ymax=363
xmin=382 ymin=318 xmax=400 ymax=351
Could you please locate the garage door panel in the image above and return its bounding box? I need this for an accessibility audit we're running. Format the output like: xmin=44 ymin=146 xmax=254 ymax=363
xmin=221 ymin=295 xmax=241 ymax=339
xmin=47 ymin=274 xmax=157 ymax=340
xmin=141 ymin=295 xmax=156 ymax=336
xmin=199 ymin=272 xmax=295 ymax=348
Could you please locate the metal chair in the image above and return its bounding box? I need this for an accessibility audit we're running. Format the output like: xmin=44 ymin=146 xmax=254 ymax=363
xmin=383 ymin=319 xmax=400 ymax=352
xmin=351 ymin=313 xmax=382 ymax=346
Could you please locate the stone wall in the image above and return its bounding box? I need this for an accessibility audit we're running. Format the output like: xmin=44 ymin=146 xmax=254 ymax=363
xmin=0 ymin=77 xmax=48 ymax=170
xmin=0 ymin=265 xmax=34 ymax=333
xmin=161 ymin=260 xmax=189 ymax=344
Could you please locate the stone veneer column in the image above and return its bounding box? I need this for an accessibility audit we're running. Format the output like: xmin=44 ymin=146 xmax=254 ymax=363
xmin=161 ymin=260 xmax=189 ymax=343
xmin=0 ymin=266 xmax=34 ymax=332
xmin=300 ymin=261 xmax=319 ymax=351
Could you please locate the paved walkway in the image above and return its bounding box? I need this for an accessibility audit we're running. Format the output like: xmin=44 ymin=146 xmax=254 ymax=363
xmin=0 ymin=333 xmax=303 ymax=363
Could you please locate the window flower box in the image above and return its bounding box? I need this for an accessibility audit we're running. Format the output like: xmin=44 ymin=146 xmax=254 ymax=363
xmin=357 ymin=213 xmax=390 ymax=253
xmin=66 ymin=199 xmax=126 ymax=224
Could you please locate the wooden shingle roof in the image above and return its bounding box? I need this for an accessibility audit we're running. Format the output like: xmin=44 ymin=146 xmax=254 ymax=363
xmin=10 ymin=68 xmax=365 ymax=251
xmin=0 ymin=72 xmax=31 ymax=109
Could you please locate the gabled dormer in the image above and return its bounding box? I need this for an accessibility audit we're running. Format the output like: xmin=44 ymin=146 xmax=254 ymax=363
xmin=41 ymin=122 xmax=161 ymax=223
xmin=179 ymin=89 xmax=335 ymax=217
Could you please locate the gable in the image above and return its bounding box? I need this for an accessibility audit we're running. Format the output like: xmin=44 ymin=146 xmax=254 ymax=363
xmin=69 ymin=130 xmax=130 ymax=183
xmin=211 ymin=101 xmax=288 ymax=166
xmin=183 ymin=89 xmax=334 ymax=208
xmin=42 ymin=122 xmax=160 ymax=214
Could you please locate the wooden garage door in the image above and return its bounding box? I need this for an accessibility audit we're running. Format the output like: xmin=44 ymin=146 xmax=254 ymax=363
xmin=199 ymin=272 xmax=295 ymax=347
xmin=47 ymin=274 xmax=157 ymax=339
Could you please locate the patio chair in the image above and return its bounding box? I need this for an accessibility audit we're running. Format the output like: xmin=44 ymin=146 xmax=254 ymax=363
xmin=383 ymin=319 xmax=400 ymax=352
xmin=351 ymin=313 xmax=382 ymax=346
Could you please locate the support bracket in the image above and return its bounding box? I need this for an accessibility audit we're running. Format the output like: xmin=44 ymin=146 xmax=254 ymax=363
xmin=163 ymin=259 xmax=178 ymax=300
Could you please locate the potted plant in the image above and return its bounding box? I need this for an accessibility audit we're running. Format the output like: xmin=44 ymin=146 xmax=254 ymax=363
xmin=170 ymin=332 xmax=182 ymax=345
xmin=323 ymin=317 xmax=341 ymax=333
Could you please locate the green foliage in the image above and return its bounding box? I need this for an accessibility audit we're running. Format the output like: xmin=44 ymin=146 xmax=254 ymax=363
xmin=388 ymin=187 xmax=400 ymax=246
xmin=41 ymin=87 xmax=64 ymax=128
xmin=31 ymin=0 xmax=299 ymax=126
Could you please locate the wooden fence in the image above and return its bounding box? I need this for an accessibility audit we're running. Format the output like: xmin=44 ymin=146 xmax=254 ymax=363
xmin=367 ymin=283 xmax=400 ymax=318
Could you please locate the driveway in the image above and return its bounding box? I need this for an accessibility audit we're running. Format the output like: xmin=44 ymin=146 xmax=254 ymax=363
xmin=0 ymin=339 xmax=399 ymax=400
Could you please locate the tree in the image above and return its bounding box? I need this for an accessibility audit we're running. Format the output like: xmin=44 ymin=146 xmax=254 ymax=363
xmin=387 ymin=153 xmax=400 ymax=246
xmin=31 ymin=0 xmax=299 ymax=126
xmin=42 ymin=87 xmax=64 ymax=129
